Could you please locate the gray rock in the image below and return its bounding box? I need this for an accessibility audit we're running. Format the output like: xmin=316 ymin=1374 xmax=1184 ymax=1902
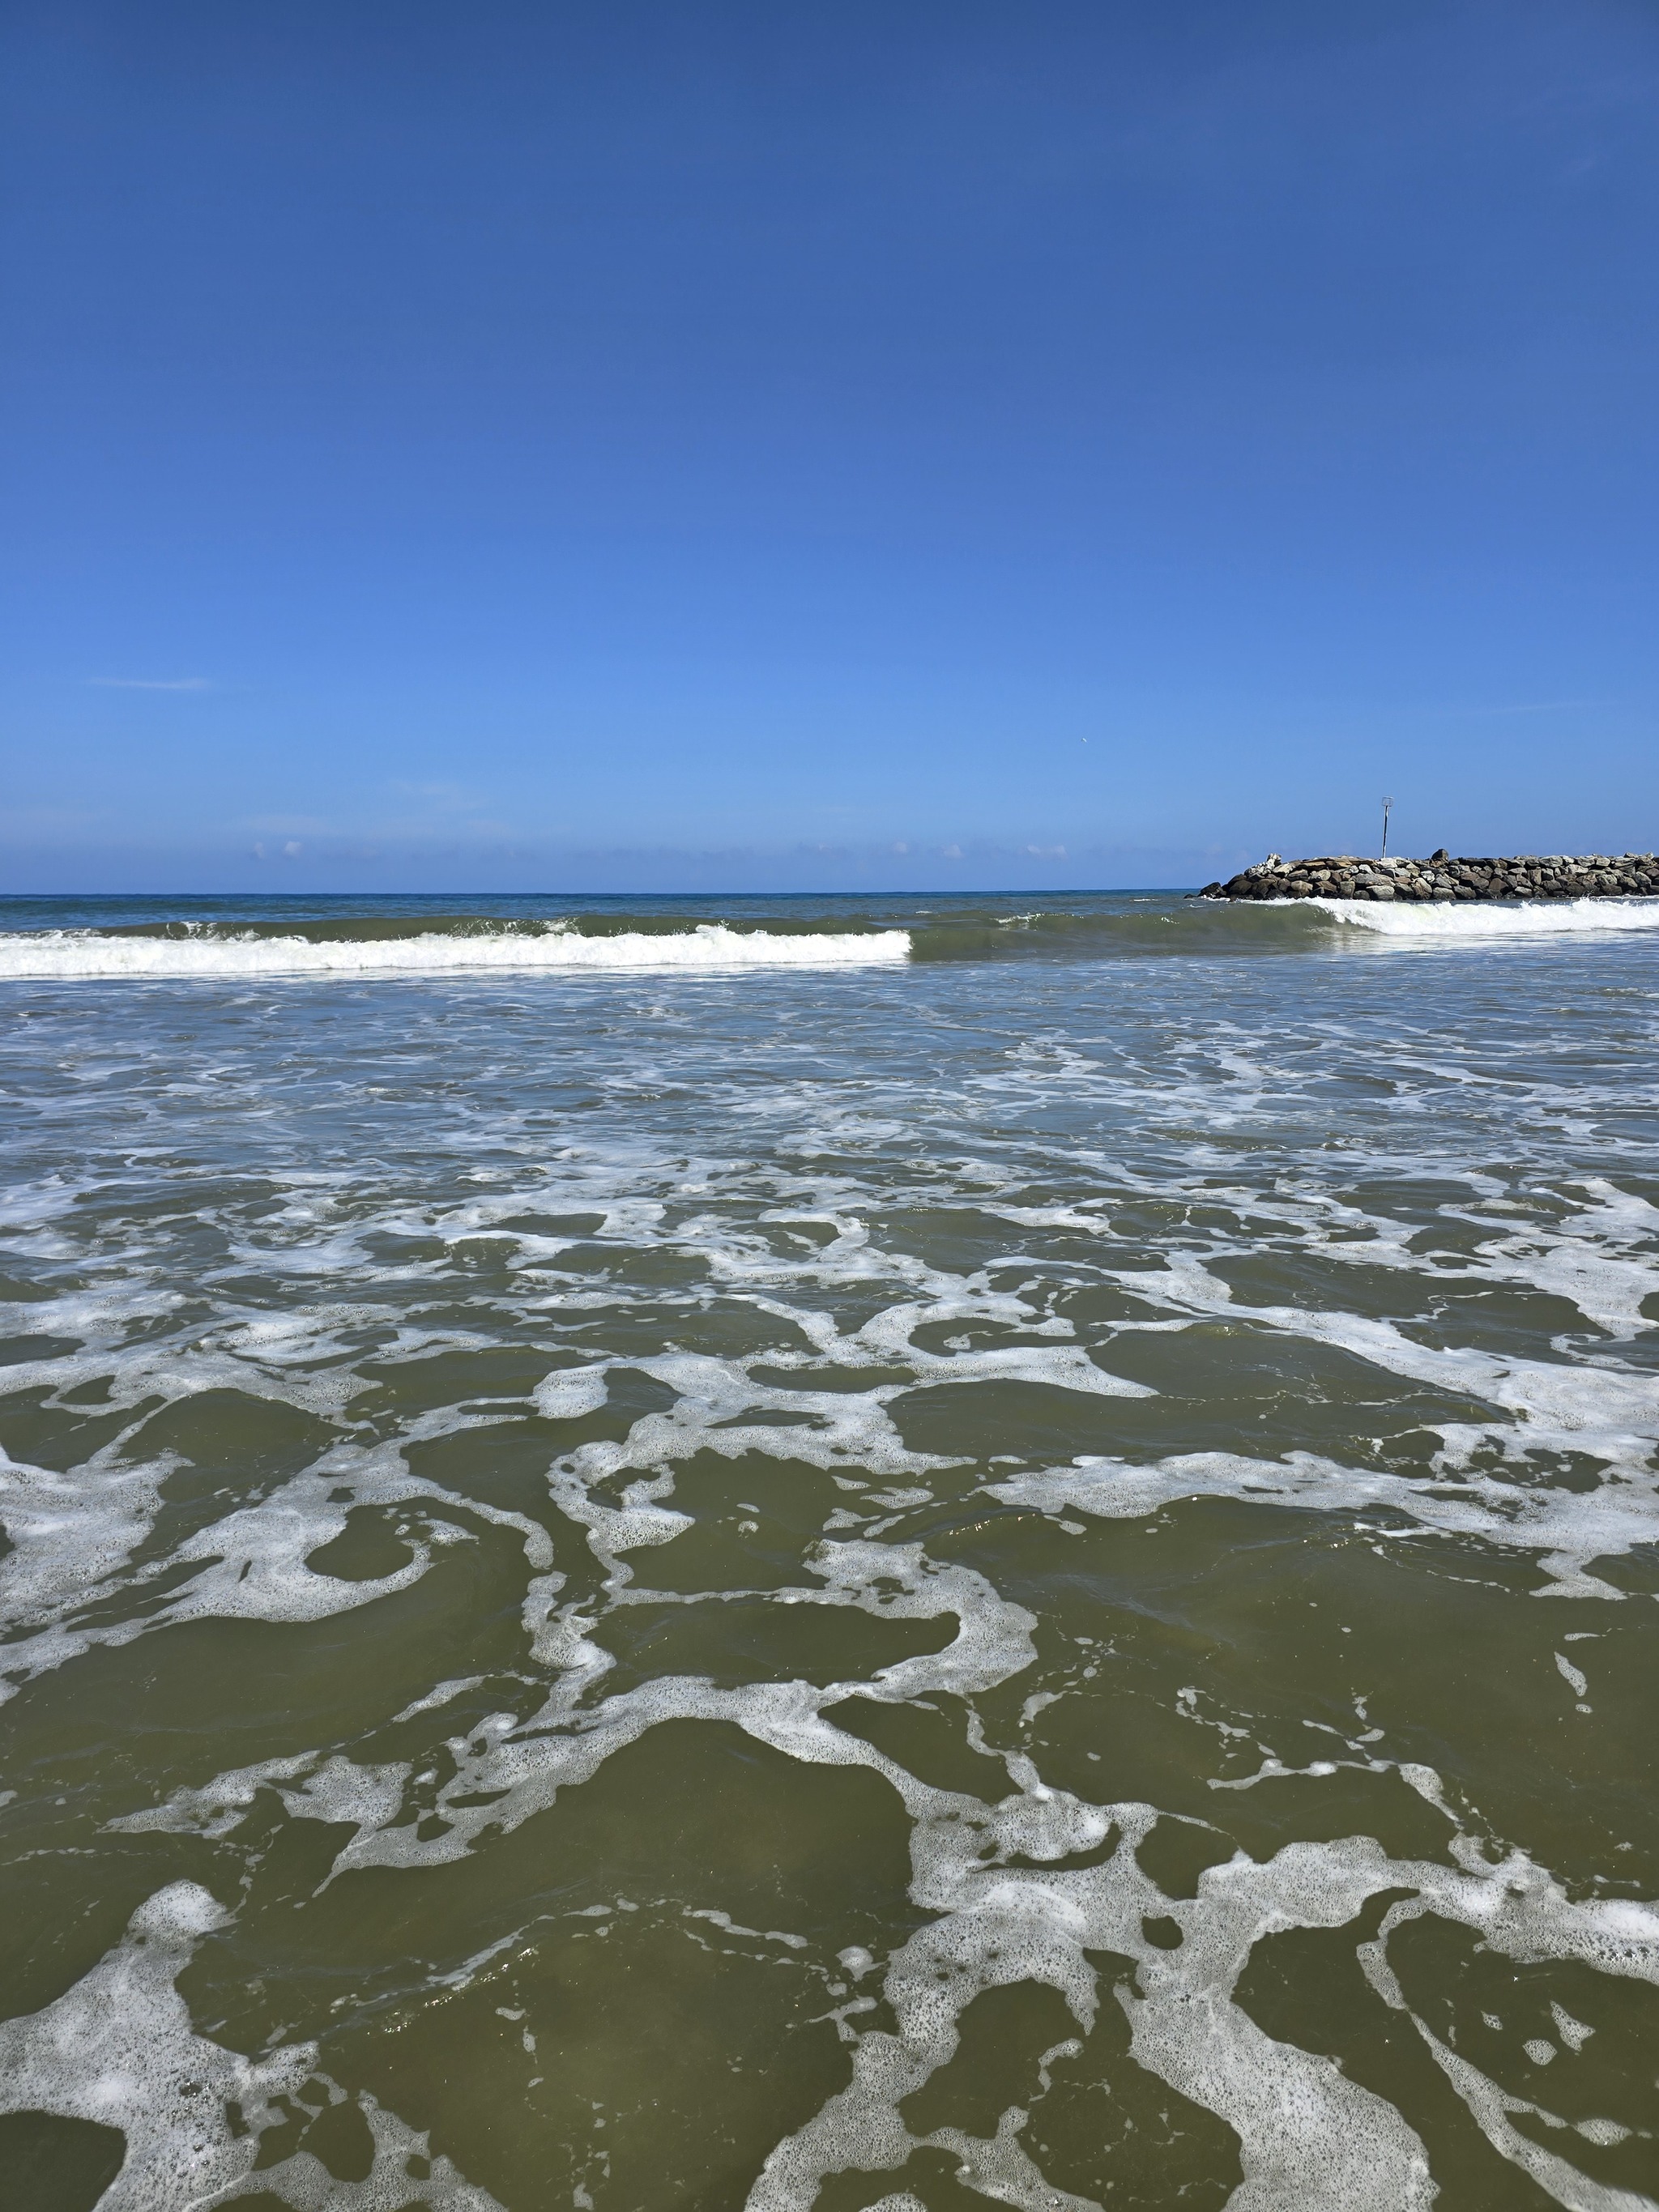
xmin=1212 ymin=850 xmax=1659 ymax=904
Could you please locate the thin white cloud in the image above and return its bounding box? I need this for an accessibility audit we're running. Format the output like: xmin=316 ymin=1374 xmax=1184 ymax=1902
xmin=89 ymin=676 xmax=213 ymax=692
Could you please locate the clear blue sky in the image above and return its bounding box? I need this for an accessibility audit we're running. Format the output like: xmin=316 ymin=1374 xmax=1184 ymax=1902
xmin=3 ymin=0 xmax=1656 ymax=892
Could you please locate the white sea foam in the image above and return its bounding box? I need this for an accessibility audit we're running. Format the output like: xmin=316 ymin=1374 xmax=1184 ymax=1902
xmin=0 ymin=1442 xmax=556 ymax=1699
xmin=0 ymin=923 xmax=911 ymax=980
xmin=984 ymin=1448 xmax=1659 ymax=1600
xmin=86 ymin=1317 xmax=1659 ymax=2210
xmin=748 ymin=1769 xmax=1659 ymax=2212
xmin=0 ymin=1882 xmax=502 ymax=2208
xmin=1311 ymin=895 xmax=1659 ymax=940
xmin=100 ymin=1499 xmax=1659 ymax=2212
xmin=0 ymin=1443 xmax=170 ymax=1634
xmin=10 ymin=922 xmax=1659 ymax=2212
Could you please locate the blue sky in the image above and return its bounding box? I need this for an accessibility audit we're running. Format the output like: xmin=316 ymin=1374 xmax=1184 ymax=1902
xmin=3 ymin=0 xmax=1657 ymax=892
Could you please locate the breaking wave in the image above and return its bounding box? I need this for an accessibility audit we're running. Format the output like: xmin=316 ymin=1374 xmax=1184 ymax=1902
xmin=1312 ymin=894 xmax=1659 ymax=940
xmin=3 ymin=893 xmax=1659 ymax=986
xmin=0 ymin=920 xmax=911 ymax=980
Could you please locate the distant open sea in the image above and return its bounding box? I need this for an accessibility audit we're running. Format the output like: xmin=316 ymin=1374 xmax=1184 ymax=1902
xmin=2 ymin=889 xmax=1657 ymax=2211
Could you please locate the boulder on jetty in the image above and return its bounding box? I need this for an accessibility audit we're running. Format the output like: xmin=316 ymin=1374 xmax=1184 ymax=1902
xmin=1200 ymin=851 xmax=1659 ymax=902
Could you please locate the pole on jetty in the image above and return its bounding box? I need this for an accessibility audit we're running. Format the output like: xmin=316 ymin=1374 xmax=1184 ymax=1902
xmin=1380 ymin=796 xmax=1393 ymax=859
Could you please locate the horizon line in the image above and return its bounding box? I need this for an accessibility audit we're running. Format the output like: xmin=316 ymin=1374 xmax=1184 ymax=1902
xmin=2 ymin=883 xmax=1209 ymax=900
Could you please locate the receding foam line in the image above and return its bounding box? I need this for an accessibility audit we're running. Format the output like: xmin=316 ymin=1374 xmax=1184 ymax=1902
xmin=0 ymin=924 xmax=914 ymax=981
xmin=1310 ymin=896 xmax=1659 ymax=940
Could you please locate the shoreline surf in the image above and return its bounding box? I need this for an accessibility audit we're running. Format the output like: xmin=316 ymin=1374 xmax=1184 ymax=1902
xmin=4 ymin=889 xmax=1659 ymax=978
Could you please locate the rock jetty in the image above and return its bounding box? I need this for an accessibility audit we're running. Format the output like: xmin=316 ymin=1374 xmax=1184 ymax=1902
xmin=1201 ymin=851 xmax=1659 ymax=902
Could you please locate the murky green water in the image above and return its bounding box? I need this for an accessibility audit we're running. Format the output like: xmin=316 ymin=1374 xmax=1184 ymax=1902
xmin=1 ymin=894 xmax=1657 ymax=2210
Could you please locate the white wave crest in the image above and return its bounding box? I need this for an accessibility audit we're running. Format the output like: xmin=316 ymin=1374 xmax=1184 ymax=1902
xmin=0 ymin=923 xmax=913 ymax=981
xmin=1311 ymin=895 xmax=1659 ymax=940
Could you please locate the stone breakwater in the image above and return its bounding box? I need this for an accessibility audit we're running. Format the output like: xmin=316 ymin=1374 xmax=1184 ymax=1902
xmin=1201 ymin=850 xmax=1659 ymax=902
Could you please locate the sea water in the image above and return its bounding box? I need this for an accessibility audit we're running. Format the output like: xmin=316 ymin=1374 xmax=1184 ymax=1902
xmin=0 ymin=890 xmax=1656 ymax=2211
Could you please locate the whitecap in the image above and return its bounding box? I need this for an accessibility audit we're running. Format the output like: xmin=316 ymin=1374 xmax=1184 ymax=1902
xmin=0 ymin=924 xmax=911 ymax=981
xmin=1311 ymin=895 xmax=1659 ymax=941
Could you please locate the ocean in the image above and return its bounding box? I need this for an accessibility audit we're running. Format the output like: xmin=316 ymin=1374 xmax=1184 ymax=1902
xmin=1 ymin=889 xmax=1657 ymax=2211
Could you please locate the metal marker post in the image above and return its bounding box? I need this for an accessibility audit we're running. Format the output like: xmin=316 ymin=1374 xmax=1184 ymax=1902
xmin=1380 ymin=797 xmax=1393 ymax=859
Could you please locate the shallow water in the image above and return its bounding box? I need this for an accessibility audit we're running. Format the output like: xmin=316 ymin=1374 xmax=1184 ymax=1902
xmin=1 ymin=892 xmax=1657 ymax=2210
